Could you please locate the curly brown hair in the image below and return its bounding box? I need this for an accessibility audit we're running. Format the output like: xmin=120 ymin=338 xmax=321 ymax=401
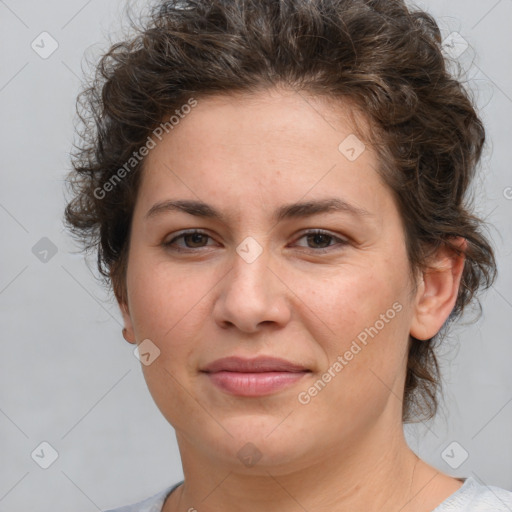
xmin=64 ymin=0 xmax=497 ymax=423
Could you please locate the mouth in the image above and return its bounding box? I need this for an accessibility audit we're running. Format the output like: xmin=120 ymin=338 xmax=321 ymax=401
xmin=200 ymin=356 xmax=311 ymax=397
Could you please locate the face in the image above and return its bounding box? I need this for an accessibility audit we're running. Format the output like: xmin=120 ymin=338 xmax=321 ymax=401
xmin=120 ymin=87 xmax=433 ymax=473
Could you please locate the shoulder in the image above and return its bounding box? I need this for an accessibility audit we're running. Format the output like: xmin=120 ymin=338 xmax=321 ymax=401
xmin=103 ymin=482 xmax=181 ymax=512
xmin=434 ymin=477 xmax=512 ymax=512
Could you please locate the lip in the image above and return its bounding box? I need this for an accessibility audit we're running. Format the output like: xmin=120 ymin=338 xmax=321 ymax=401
xmin=201 ymin=356 xmax=311 ymax=397
xmin=202 ymin=356 xmax=308 ymax=373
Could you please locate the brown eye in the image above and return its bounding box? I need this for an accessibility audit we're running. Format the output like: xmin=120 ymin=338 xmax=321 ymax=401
xmin=163 ymin=230 xmax=215 ymax=251
xmin=305 ymin=232 xmax=334 ymax=249
xmin=294 ymin=230 xmax=348 ymax=252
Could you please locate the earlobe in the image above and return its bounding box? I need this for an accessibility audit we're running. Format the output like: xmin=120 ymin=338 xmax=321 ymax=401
xmin=119 ymin=301 xmax=136 ymax=345
xmin=410 ymin=238 xmax=466 ymax=341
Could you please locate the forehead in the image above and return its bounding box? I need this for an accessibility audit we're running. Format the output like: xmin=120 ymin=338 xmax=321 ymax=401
xmin=136 ymin=87 xmax=390 ymax=222
xmin=166 ymin=87 xmax=368 ymax=150
xmin=145 ymin=86 xmax=372 ymax=163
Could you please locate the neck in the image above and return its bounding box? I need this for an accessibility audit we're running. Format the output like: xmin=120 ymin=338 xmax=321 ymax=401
xmin=163 ymin=414 xmax=448 ymax=512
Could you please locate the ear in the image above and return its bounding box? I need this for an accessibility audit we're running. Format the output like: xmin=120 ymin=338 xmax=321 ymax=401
xmin=112 ymin=267 xmax=136 ymax=344
xmin=118 ymin=297 xmax=136 ymax=345
xmin=410 ymin=237 xmax=467 ymax=341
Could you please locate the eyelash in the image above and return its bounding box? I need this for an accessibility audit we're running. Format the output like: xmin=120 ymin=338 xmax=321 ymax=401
xmin=162 ymin=229 xmax=348 ymax=254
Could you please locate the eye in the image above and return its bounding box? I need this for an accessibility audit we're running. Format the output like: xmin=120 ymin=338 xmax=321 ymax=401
xmin=162 ymin=230 xmax=216 ymax=251
xmin=292 ymin=230 xmax=348 ymax=252
xmin=162 ymin=229 xmax=348 ymax=254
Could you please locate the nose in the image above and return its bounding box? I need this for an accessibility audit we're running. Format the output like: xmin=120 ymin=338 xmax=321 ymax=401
xmin=213 ymin=244 xmax=292 ymax=333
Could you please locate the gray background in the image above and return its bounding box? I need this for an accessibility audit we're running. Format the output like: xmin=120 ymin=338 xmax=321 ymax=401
xmin=0 ymin=0 xmax=511 ymax=510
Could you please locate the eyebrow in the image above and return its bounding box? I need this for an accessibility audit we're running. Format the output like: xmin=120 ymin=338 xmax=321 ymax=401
xmin=145 ymin=198 xmax=373 ymax=223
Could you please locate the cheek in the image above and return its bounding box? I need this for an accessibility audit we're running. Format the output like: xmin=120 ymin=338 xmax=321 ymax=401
xmin=297 ymin=258 xmax=412 ymax=400
xmin=294 ymin=259 xmax=409 ymax=344
xmin=125 ymin=255 xmax=210 ymax=430
xmin=294 ymin=289 xmax=409 ymax=440
xmin=126 ymin=252 xmax=211 ymax=340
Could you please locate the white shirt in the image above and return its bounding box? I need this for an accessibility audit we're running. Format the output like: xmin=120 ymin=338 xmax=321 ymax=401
xmin=104 ymin=477 xmax=512 ymax=512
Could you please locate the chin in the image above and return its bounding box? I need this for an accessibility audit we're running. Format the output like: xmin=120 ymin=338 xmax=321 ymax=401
xmin=187 ymin=416 xmax=321 ymax=473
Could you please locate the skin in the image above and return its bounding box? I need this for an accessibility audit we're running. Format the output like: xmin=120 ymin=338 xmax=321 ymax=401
xmin=119 ymin=86 xmax=466 ymax=512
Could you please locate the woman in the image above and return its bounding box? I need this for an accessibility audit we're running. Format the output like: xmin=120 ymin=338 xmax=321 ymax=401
xmin=64 ymin=0 xmax=512 ymax=510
